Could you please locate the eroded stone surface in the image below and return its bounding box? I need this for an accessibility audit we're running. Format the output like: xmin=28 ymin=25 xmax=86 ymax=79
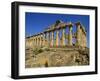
xmin=25 ymin=47 xmax=89 ymax=68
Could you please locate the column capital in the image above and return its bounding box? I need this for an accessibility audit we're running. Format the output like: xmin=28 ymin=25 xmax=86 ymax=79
xmin=75 ymin=22 xmax=81 ymax=26
xmin=67 ymin=22 xmax=73 ymax=27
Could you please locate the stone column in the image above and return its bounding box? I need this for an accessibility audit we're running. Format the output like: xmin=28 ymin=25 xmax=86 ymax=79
xmin=35 ymin=37 xmax=37 ymax=46
xmin=76 ymin=22 xmax=81 ymax=46
xmin=36 ymin=36 xmax=38 ymax=46
xmin=41 ymin=34 xmax=44 ymax=47
xmin=40 ymin=35 xmax=42 ymax=47
xmin=56 ymin=30 xmax=59 ymax=47
xmin=38 ymin=37 xmax=39 ymax=46
xmin=68 ymin=26 xmax=73 ymax=46
xmin=33 ymin=38 xmax=34 ymax=47
xmin=46 ymin=32 xmax=50 ymax=47
xmin=33 ymin=37 xmax=35 ymax=46
xmin=50 ymin=31 xmax=54 ymax=47
xmin=62 ymin=28 xmax=66 ymax=46
xmin=39 ymin=35 xmax=42 ymax=47
xmin=43 ymin=33 xmax=46 ymax=46
xmin=81 ymin=30 xmax=87 ymax=47
xmin=37 ymin=37 xmax=39 ymax=46
xmin=34 ymin=37 xmax=36 ymax=46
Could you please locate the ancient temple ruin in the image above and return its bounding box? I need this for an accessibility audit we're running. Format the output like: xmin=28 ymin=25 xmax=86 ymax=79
xmin=26 ymin=20 xmax=87 ymax=49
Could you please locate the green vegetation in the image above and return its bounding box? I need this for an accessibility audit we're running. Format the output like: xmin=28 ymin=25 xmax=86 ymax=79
xmin=32 ymin=47 xmax=50 ymax=55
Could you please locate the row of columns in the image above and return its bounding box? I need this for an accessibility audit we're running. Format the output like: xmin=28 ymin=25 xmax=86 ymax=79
xmin=26 ymin=22 xmax=87 ymax=48
xmin=31 ymin=24 xmax=73 ymax=47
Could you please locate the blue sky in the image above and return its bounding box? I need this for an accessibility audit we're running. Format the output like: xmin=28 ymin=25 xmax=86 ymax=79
xmin=25 ymin=12 xmax=89 ymax=47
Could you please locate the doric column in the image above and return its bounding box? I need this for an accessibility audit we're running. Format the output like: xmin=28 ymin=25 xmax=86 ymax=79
xmin=37 ymin=36 xmax=39 ymax=46
xmin=41 ymin=34 xmax=44 ymax=47
xmin=56 ymin=30 xmax=59 ymax=47
xmin=43 ymin=33 xmax=46 ymax=46
xmin=34 ymin=37 xmax=35 ymax=46
xmin=68 ymin=24 xmax=73 ymax=46
xmin=38 ymin=37 xmax=39 ymax=46
xmin=62 ymin=28 xmax=66 ymax=46
xmin=76 ymin=22 xmax=81 ymax=46
xmin=35 ymin=37 xmax=37 ymax=46
xmin=34 ymin=37 xmax=36 ymax=46
xmin=36 ymin=36 xmax=38 ymax=46
xmin=46 ymin=32 xmax=50 ymax=47
xmin=50 ymin=31 xmax=54 ymax=47
xmin=40 ymin=35 xmax=42 ymax=47
xmin=33 ymin=37 xmax=35 ymax=46
xmin=33 ymin=38 xmax=34 ymax=47
xmin=39 ymin=35 xmax=42 ymax=47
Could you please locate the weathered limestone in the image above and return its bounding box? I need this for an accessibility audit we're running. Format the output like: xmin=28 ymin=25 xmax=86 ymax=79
xmin=26 ymin=21 xmax=87 ymax=48
xmin=34 ymin=37 xmax=36 ymax=46
xmin=40 ymin=35 xmax=42 ymax=47
xmin=62 ymin=28 xmax=66 ymax=46
xmin=37 ymin=37 xmax=39 ymax=46
xmin=43 ymin=33 xmax=46 ymax=46
xmin=68 ymin=23 xmax=73 ymax=46
xmin=76 ymin=22 xmax=87 ymax=47
xmin=76 ymin=22 xmax=81 ymax=46
xmin=50 ymin=31 xmax=54 ymax=47
xmin=56 ymin=30 xmax=59 ymax=47
xmin=46 ymin=32 xmax=50 ymax=47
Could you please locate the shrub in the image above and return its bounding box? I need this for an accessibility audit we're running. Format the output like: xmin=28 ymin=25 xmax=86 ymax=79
xmin=38 ymin=49 xmax=43 ymax=53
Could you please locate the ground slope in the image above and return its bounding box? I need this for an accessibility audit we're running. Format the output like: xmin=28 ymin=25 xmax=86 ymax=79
xmin=25 ymin=47 xmax=89 ymax=68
